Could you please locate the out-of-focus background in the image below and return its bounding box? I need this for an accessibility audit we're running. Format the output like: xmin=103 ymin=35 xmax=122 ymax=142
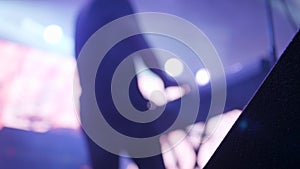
xmin=0 ymin=0 xmax=299 ymax=169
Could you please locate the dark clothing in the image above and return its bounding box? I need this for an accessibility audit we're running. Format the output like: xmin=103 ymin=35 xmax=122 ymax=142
xmin=75 ymin=0 xmax=166 ymax=168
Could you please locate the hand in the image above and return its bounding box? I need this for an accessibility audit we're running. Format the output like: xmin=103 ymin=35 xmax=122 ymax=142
xmin=160 ymin=109 xmax=242 ymax=169
xmin=134 ymin=57 xmax=190 ymax=107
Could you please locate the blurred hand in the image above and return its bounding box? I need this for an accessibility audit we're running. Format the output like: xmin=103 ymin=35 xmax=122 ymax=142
xmin=134 ymin=57 xmax=190 ymax=107
xmin=160 ymin=109 xmax=242 ymax=169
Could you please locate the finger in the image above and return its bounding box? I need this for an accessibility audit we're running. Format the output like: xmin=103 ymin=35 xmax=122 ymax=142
xmin=186 ymin=122 xmax=205 ymax=149
xmin=165 ymin=84 xmax=190 ymax=102
xmin=168 ymin=130 xmax=196 ymax=169
xmin=197 ymin=109 xmax=242 ymax=168
xmin=160 ymin=135 xmax=179 ymax=169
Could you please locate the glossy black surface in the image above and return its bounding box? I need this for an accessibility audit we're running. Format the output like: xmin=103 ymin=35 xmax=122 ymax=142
xmin=205 ymin=31 xmax=300 ymax=169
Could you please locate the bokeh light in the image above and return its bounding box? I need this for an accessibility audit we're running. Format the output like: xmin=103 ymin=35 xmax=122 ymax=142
xmin=43 ymin=25 xmax=63 ymax=44
xmin=196 ymin=68 xmax=210 ymax=86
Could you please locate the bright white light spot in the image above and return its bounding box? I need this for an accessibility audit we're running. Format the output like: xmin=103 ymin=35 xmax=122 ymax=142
xmin=196 ymin=68 xmax=210 ymax=86
xmin=43 ymin=25 xmax=63 ymax=44
xmin=164 ymin=58 xmax=184 ymax=77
